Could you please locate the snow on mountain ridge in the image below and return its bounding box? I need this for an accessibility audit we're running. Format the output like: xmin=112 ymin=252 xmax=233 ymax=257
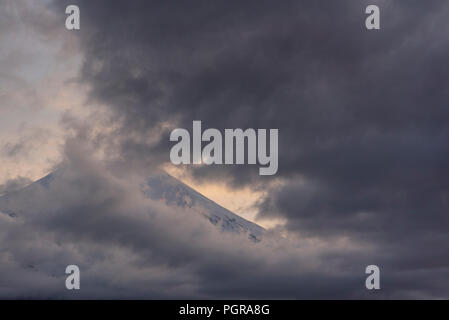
xmin=144 ymin=171 xmax=264 ymax=241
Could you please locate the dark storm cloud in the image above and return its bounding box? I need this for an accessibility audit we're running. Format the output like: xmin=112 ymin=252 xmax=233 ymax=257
xmin=52 ymin=0 xmax=449 ymax=180
xmin=3 ymin=137 xmax=448 ymax=299
xmin=44 ymin=0 xmax=449 ymax=297
xmin=0 ymin=138 xmax=379 ymax=299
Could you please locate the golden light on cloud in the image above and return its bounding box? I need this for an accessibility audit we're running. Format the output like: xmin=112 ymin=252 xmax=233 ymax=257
xmin=163 ymin=164 xmax=287 ymax=229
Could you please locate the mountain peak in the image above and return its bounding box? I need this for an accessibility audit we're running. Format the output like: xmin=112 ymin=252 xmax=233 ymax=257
xmin=0 ymin=168 xmax=264 ymax=242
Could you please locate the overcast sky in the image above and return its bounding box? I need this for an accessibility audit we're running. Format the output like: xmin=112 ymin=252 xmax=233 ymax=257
xmin=1 ymin=0 xmax=449 ymax=298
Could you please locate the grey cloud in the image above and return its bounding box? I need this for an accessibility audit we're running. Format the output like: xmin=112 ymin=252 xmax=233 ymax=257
xmin=2 ymin=136 xmax=447 ymax=298
xmin=13 ymin=0 xmax=447 ymax=298
xmin=0 ymin=138 xmax=379 ymax=299
xmin=0 ymin=176 xmax=32 ymax=194
xmin=1 ymin=128 xmax=53 ymax=159
xmin=51 ymin=0 xmax=449 ymax=182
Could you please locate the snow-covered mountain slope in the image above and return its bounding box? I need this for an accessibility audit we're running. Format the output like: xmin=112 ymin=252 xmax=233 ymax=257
xmin=144 ymin=171 xmax=264 ymax=241
xmin=0 ymin=169 xmax=264 ymax=241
